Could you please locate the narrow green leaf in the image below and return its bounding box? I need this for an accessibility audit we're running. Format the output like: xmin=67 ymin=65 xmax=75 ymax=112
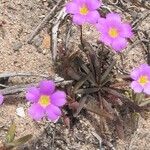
xmin=103 ymin=87 xmax=143 ymax=112
xmin=74 ymin=87 xmax=99 ymax=94
xmin=6 ymin=123 xmax=16 ymax=143
xmin=73 ymin=75 xmax=89 ymax=93
xmin=85 ymin=100 xmax=114 ymax=120
xmin=101 ymin=60 xmax=116 ymax=84
xmin=115 ymin=117 xmax=125 ymax=139
xmin=10 ymin=134 xmax=32 ymax=147
xmin=73 ymin=96 xmax=87 ymax=117
xmin=139 ymin=99 xmax=150 ymax=106
xmin=135 ymin=93 xmax=144 ymax=104
xmin=81 ymin=64 xmax=96 ymax=85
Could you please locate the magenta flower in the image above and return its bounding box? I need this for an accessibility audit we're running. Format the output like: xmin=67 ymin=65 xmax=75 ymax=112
xmin=0 ymin=94 xmax=4 ymax=105
xmin=130 ymin=64 xmax=150 ymax=94
xmin=96 ymin=13 xmax=133 ymax=52
xmin=66 ymin=0 xmax=101 ymax=25
xmin=26 ymin=80 xmax=66 ymax=121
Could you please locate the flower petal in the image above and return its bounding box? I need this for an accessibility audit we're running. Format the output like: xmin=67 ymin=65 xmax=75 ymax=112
xmin=131 ymin=81 xmax=143 ymax=93
xmin=106 ymin=13 xmax=121 ymax=22
xmin=26 ymin=87 xmax=40 ymax=103
xmin=100 ymin=33 xmax=112 ymax=46
xmin=0 ymin=94 xmax=4 ymax=105
xmin=120 ymin=23 xmax=133 ymax=38
xmin=73 ymin=0 xmax=85 ymax=5
xmin=46 ymin=104 xmax=61 ymax=121
xmin=73 ymin=14 xmax=85 ymax=25
xmin=65 ymin=2 xmax=79 ymax=14
xmin=112 ymin=37 xmax=127 ymax=52
xmin=139 ymin=64 xmax=150 ymax=76
xmin=140 ymin=64 xmax=150 ymax=69
xmin=86 ymin=0 xmax=101 ymax=10
xmin=51 ymin=91 xmax=66 ymax=107
xmin=39 ymin=80 xmax=55 ymax=95
xmin=143 ymin=83 xmax=150 ymax=95
xmin=96 ymin=18 xmax=107 ymax=31
xmin=130 ymin=68 xmax=140 ymax=80
xmin=86 ymin=11 xmax=100 ymax=24
xmin=28 ymin=103 xmax=45 ymax=121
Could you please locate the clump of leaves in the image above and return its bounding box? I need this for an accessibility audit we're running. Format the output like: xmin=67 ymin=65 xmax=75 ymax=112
xmin=55 ymin=40 xmax=149 ymax=139
xmin=0 ymin=123 xmax=32 ymax=150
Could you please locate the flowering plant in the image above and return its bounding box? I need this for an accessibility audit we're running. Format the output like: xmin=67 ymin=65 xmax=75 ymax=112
xmin=131 ymin=64 xmax=150 ymax=94
xmin=26 ymin=80 xmax=66 ymax=121
xmin=66 ymin=0 xmax=101 ymax=25
xmin=0 ymin=0 xmax=149 ymax=149
xmin=96 ymin=13 xmax=133 ymax=52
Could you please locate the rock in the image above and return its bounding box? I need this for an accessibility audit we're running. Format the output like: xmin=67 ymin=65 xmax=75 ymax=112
xmin=43 ymin=143 xmax=48 ymax=148
xmin=32 ymin=35 xmax=43 ymax=47
xmin=12 ymin=41 xmax=23 ymax=51
xmin=16 ymin=107 xmax=25 ymax=118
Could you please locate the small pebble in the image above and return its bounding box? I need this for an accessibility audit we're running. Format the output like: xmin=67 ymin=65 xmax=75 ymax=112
xmin=16 ymin=107 xmax=25 ymax=118
xmin=12 ymin=41 xmax=23 ymax=51
xmin=32 ymin=35 xmax=43 ymax=47
xmin=43 ymin=143 xmax=48 ymax=147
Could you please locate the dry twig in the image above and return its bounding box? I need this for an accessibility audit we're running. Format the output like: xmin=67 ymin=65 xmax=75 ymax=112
xmin=0 ymin=72 xmax=49 ymax=79
xmin=27 ymin=0 xmax=63 ymax=43
xmin=51 ymin=7 xmax=67 ymax=60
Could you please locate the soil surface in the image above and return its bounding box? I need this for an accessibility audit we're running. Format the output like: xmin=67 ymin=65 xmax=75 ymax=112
xmin=0 ymin=0 xmax=150 ymax=150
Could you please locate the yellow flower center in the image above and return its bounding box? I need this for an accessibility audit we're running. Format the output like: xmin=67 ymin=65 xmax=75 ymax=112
xmin=80 ymin=4 xmax=89 ymax=15
xmin=138 ymin=75 xmax=149 ymax=86
xmin=39 ymin=95 xmax=50 ymax=107
xmin=108 ymin=28 xmax=119 ymax=38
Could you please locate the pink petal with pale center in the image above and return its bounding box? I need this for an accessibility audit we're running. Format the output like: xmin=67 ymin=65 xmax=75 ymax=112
xmin=46 ymin=104 xmax=61 ymax=121
xmin=120 ymin=23 xmax=133 ymax=38
xmin=86 ymin=0 xmax=101 ymax=10
xmin=140 ymin=64 xmax=150 ymax=76
xmin=28 ymin=103 xmax=45 ymax=121
xmin=39 ymin=80 xmax=55 ymax=95
xmin=100 ymin=33 xmax=112 ymax=46
xmin=73 ymin=14 xmax=86 ymax=25
xmin=96 ymin=18 xmax=106 ymax=31
xmin=26 ymin=87 xmax=40 ymax=103
xmin=86 ymin=10 xmax=100 ymax=24
xmin=51 ymin=91 xmax=66 ymax=107
xmin=130 ymin=68 xmax=140 ymax=80
xmin=131 ymin=81 xmax=143 ymax=93
xmin=66 ymin=2 xmax=79 ymax=14
xmin=112 ymin=37 xmax=127 ymax=52
xmin=106 ymin=13 xmax=121 ymax=22
xmin=143 ymin=83 xmax=150 ymax=95
xmin=73 ymin=0 xmax=85 ymax=5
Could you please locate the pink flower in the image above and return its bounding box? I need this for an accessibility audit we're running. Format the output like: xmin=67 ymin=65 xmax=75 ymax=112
xmin=26 ymin=80 xmax=66 ymax=121
xmin=66 ymin=0 xmax=101 ymax=25
xmin=96 ymin=13 xmax=133 ymax=52
xmin=130 ymin=64 xmax=150 ymax=94
xmin=0 ymin=94 xmax=4 ymax=105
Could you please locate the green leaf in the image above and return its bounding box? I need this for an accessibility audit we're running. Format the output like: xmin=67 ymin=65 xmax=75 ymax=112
xmin=9 ymin=134 xmax=32 ymax=147
xmin=139 ymin=98 xmax=150 ymax=106
xmin=103 ymin=87 xmax=143 ymax=112
xmin=80 ymin=63 xmax=97 ymax=85
xmin=134 ymin=93 xmax=144 ymax=104
xmin=6 ymin=123 xmax=16 ymax=143
xmin=73 ymin=75 xmax=89 ymax=93
xmin=85 ymin=100 xmax=114 ymax=120
xmin=74 ymin=87 xmax=99 ymax=94
xmin=101 ymin=60 xmax=116 ymax=84
xmin=73 ymin=96 xmax=87 ymax=117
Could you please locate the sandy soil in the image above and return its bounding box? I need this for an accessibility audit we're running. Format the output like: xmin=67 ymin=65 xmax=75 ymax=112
xmin=0 ymin=0 xmax=150 ymax=149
